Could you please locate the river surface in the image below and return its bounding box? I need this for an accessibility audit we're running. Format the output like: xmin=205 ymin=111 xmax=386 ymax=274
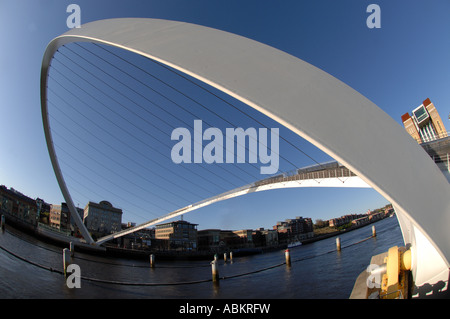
xmin=0 ymin=217 xmax=403 ymax=299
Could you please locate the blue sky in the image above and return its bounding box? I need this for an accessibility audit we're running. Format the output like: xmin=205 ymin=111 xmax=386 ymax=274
xmin=1 ymin=0 xmax=449 ymax=231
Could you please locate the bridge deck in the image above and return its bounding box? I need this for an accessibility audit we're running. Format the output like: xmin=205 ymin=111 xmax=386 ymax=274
xmin=255 ymin=162 xmax=356 ymax=187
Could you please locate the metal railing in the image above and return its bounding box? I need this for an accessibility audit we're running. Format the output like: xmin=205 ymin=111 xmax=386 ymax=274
xmin=38 ymin=222 xmax=72 ymax=237
xmin=254 ymin=162 xmax=356 ymax=187
xmin=430 ymin=153 xmax=449 ymax=173
xmin=417 ymin=131 xmax=450 ymax=144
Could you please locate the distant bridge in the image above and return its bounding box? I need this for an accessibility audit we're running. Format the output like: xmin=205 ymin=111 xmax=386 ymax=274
xmin=96 ymin=161 xmax=369 ymax=244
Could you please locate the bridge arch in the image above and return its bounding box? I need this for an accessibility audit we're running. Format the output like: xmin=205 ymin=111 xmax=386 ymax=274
xmin=41 ymin=18 xmax=450 ymax=286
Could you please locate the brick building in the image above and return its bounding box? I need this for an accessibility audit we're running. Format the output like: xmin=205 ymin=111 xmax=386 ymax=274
xmin=0 ymin=185 xmax=38 ymax=227
xmin=155 ymin=219 xmax=198 ymax=251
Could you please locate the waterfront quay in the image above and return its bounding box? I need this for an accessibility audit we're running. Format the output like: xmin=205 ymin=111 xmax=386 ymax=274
xmin=0 ymin=184 xmax=393 ymax=261
xmin=0 ymin=216 xmax=404 ymax=299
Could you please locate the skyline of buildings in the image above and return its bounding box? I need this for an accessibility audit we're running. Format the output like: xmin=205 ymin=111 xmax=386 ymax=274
xmin=0 ymin=182 xmax=391 ymax=252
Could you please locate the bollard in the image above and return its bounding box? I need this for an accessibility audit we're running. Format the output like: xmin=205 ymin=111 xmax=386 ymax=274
xmin=1 ymin=215 xmax=5 ymax=230
xmin=224 ymin=252 xmax=227 ymax=262
xmin=285 ymin=249 xmax=291 ymax=267
xmin=150 ymin=254 xmax=155 ymax=268
xmin=211 ymin=260 xmax=220 ymax=283
xmin=63 ymin=248 xmax=71 ymax=278
xmin=372 ymin=225 xmax=376 ymax=237
xmin=230 ymin=251 xmax=233 ymax=262
xmin=336 ymin=237 xmax=341 ymax=251
xmin=69 ymin=242 xmax=74 ymax=257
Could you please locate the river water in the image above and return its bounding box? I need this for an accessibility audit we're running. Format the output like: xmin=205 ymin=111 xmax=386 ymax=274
xmin=0 ymin=217 xmax=403 ymax=299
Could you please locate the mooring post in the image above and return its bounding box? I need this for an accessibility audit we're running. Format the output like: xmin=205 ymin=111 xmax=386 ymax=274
xmin=69 ymin=242 xmax=74 ymax=257
xmin=211 ymin=260 xmax=219 ymax=283
xmin=285 ymin=249 xmax=291 ymax=267
xmin=372 ymin=225 xmax=376 ymax=237
xmin=150 ymin=254 xmax=155 ymax=268
xmin=336 ymin=237 xmax=341 ymax=251
xmin=63 ymin=248 xmax=71 ymax=278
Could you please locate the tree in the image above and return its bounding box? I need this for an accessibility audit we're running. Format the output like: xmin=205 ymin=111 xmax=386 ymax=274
xmin=314 ymin=219 xmax=328 ymax=229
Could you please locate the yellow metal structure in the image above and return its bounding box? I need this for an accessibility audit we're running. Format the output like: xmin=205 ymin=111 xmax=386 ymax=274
xmin=381 ymin=246 xmax=412 ymax=299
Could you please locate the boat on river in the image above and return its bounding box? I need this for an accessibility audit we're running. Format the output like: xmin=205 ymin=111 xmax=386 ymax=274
xmin=287 ymin=241 xmax=302 ymax=248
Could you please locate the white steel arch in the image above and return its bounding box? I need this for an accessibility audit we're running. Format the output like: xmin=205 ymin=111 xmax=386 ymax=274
xmin=41 ymin=18 xmax=450 ymax=286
